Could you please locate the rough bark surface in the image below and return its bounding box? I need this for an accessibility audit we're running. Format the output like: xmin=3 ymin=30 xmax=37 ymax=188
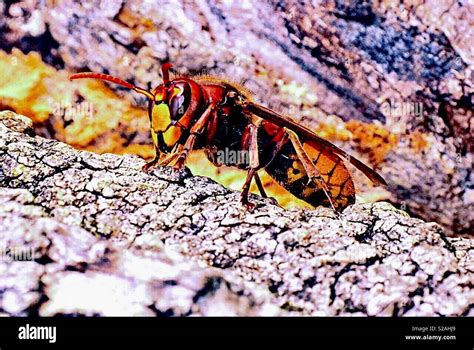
xmin=0 ymin=0 xmax=472 ymax=235
xmin=1 ymin=111 xmax=472 ymax=316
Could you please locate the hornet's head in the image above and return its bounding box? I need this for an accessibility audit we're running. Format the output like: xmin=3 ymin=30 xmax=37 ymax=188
xmin=69 ymin=63 xmax=202 ymax=156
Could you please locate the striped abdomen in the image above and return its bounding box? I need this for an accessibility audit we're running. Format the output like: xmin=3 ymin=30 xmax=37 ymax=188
xmin=263 ymin=134 xmax=356 ymax=210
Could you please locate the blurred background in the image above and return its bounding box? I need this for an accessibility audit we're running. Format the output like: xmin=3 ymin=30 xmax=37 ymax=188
xmin=0 ymin=0 xmax=472 ymax=235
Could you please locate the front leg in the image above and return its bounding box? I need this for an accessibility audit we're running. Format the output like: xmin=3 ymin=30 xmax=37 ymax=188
xmin=173 ymin=103 xmax=217 ymax=169
xmin=142 ymin=135 xmax=161 ymax=172
xmin=143 ymin=143 xmax=181 ymax=171
xmin=158 ymin=144 xmax=183 ymax=166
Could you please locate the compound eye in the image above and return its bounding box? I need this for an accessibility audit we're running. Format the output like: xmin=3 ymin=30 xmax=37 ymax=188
xmin=170 ymin=92 xmax=185 ymax=117
xmin=169 ymin=83 xmax=190 ymax=120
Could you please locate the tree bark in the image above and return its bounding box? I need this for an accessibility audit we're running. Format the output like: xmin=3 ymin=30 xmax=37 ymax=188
xmin=1 ymin=111 xmax=472 ymax=316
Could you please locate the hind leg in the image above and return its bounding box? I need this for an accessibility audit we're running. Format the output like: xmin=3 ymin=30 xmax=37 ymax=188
xmin=254 ymin=172 xmax=267 ymax=198
xmin=286 ymin=129 xmax=338 ymax=212
xmin=240 ymin=124 xmax=261 ymax=210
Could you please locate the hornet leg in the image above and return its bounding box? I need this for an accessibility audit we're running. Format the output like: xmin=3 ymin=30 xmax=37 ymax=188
xmin=286 ymin=128 xmax=338 ymax=212
xmin=240 ymin=123 xmax=260 ymax=210
xmin=142 ymin=138 xmax=161 ymax=172
xmin=173 ymin=103 xmax=216 ymax=169
xmin=254 ymin=172 xmax=267 ymax=198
